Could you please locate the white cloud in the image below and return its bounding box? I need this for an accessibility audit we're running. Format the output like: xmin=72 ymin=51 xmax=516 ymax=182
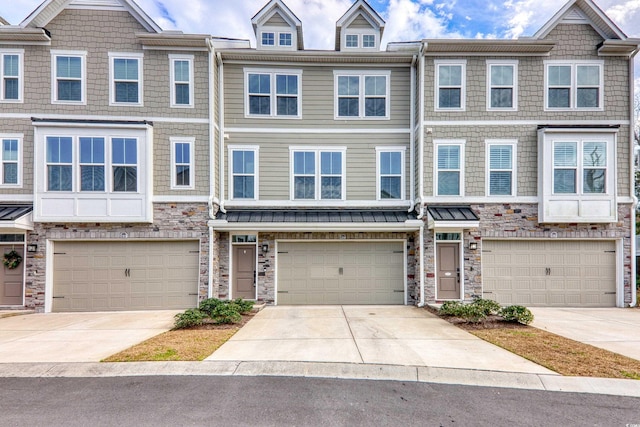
xmin=383 ymin=0 xmax=460 ymax=44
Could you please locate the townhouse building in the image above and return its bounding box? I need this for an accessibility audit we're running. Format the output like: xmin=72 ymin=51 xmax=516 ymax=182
xmin=0 ymin=0 xmax=637 ymax=312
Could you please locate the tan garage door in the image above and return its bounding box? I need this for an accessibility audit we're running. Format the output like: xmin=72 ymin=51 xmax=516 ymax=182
xmin=483 ymin=240 xmax=616 ymax=307
xmin=53 ymin=241 xmax=200 ymax=312
xmin=277 ymin=241 xmax=405 ymax=305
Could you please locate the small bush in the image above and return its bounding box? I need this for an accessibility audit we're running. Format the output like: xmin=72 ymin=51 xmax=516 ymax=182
xmin=232 ymin=298 xmax=255 ymax=314
xmin=438 ymin=301 xmax=465 ymax=316
xmin=174 ymin=308 xmax=206 ymax=329
xmin=471 ymin=298 xmax=501 ymax=316
xmin=209 ymin=302 xmax=242 ymax=324
xmin=457 ymin=304 xmax=487 ymax=323
xmin=198 ymin=298 xmax=224 ymax=317
xmin=499 ymin=305 xmax=534 ymax=325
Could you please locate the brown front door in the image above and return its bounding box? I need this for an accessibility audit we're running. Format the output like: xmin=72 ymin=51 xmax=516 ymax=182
xmin=437 ymin=243 xmax=460 ymax=300
xmin=233 ymin=245 xmax=256 ymax=299
xmin=1 ymin=246 xmax=24 ymax=305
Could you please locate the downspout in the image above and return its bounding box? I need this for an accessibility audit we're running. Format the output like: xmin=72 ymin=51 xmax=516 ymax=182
xmin=630 ymin=52 xmax=638 ymax=307
xmin=409 ymin=55 xmax=416 ymax=212
xmin=418 ymin=44 xmax=426 ymax=307
xmin=207 ymin=38 xmax=215 ymax=299
xmin=217 ymin=51 xmax=226 ymax=214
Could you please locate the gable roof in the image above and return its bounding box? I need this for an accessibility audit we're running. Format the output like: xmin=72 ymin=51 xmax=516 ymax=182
xmin=20 ymin=0 xmax=162 ymax=33
xmin=335 ymin=0 xmax=385 ymax=51
xmin=533 ymin=0 xmax=626 ymax=40
xmin=251 ymin=0 xmax=303 ymax=50
xmin=0 ymin=16 xmax=9 ymax=26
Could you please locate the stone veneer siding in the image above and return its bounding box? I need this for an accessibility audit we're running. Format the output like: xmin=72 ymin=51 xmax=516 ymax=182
xmin=421 ymin=203 xmax=634 ymax=305
xmin=217 ymin=231 xmax=417 ymax=305
xmin=25 ymin=203 xmax=210 ymax=312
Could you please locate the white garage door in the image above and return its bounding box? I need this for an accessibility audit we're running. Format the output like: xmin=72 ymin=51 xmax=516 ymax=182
xmin=53 ymin=241 xmax=200 ymax=312
xmin=277 ymin=241 xmax=405 ymax=305
xmin=483 ymin=240 xmax=616 ymax=307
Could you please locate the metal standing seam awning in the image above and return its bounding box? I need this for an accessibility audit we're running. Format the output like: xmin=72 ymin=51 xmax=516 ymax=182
xmin=426 ymin=206 xmax=479 ymax=230
xmin=0 ymin=205 xmax=34 ymax=231
xmin=209 ymin=209 xmax=423 ymax=232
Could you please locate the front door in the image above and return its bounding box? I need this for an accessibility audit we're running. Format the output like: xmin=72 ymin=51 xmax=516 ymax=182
xmin=1 ymin=246 xmax=24 ymax=305
xmin=233 ymin=245 xmax=256 ymax=299
xmin=437 ymin=243 xmax=460 ymax=300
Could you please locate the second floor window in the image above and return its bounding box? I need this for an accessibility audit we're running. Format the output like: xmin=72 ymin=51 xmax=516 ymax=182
xmin=435 ymin=141 xmax=464 ymax=196
xmin=546 ymin=62 xmax=603 ymax=110
xmin=47 ymin=137 xmax=73 ymax=191
xmin=79 ymin=137 xmax=105 ymax=191
xmin=171 ymin=138 xmax=194 ymax=189
xmin=377 ymin=148 xmax=404 ymax=200
xmin=231 ymin=148 xmax=257 ymax=199
xmin=52 ymin=52 xmax=85 ymax=103
xmin=1 ymin=51 xmax=22 ymax=102
xmin=170 ymin=55 xmax=193 ymax=107
xmin=1 ymin=137 xmax=20 ymax=186
xmin=291 ymin=148 xmax=345 ymax=200
xmin=245 ymin=69 xmax=301 ymax=117
xmin=487 ymin=142 xmax=516 ymax=196
xmin=553 ymin=141 xmax=606 ymax=194
xmin=335 ymin=71 xmax=389 ymax=119
xmin=436 ymin=61 xmax=466 ymax=111
xmin=487 ymin=61 xmax=517 ymax=110
xmin=110 ymin=53 xmax=143 ymax=105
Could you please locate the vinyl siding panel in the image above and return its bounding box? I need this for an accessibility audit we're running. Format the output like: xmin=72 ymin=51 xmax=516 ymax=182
xmin=347 ymin=15 xmax=374 ymax=29
xmin=0 ymin=118 xmax=33 ymax=194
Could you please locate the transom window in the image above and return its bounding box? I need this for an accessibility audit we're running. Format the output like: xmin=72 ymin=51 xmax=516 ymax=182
xmin=435 ymin=141 xmax=465 ymax=196
xmin=170 ymin=55 xmax=193 ymax=108
xmin=486 ymin=141 xmax=516 ymax=196
xmin=553 ymin=140 xmax=607 ymax=194
xmin=52 ymin=51 xmax=85 ymax=103
xmin=171 ymin=138 xmax=194 ymax=189
xmin=261 ymin=32 xmax=275 ymax=46
xmin=245 ymin=69 xmax=301 ymax=118
xmin=335 ymin=71 xmax=389 ymax=119
xmin=1 ymin=136 xmax=21 ymax=186
xmin=290 ymin=148 xmax=345 ymax=200
xmin=546 ymin=62 xmax=602 ymax=110
xmin=487 ymin=61 xmax=517 ymax=110
xmin=377 ymin=148 xmax=405 ymax=200
xmin=436 ymin=61 xmax=466 ymax=111
xmin=1 ymin=50 xmax=23 ymax=102
xmin=110 ymin=53 xmax=143 ymax=105
xmin=230 ymin=147 xmax=258 ymax=199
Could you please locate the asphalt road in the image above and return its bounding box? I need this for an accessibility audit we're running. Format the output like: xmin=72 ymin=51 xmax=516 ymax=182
xmin=0 ymin=376 xmax=638 ymax=426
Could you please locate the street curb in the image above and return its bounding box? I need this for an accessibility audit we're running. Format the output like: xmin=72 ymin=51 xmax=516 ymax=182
xmin=1 ymin=360 xmax=639 ymax=397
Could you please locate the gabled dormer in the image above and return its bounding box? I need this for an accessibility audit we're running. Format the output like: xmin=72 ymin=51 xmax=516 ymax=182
xmin=252 ymin=0 xmax=303 ymax=51
xmin=335 ymin=0 xmax=385 ymax=52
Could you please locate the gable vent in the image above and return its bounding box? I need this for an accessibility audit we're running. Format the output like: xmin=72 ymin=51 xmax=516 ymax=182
xmin=69 ymin=0 xmax=126 ymax=9
xmin=561 ymin=7 xmax=590 ymax=24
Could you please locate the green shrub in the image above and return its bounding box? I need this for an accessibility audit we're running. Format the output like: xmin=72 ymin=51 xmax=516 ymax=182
xmin=198 ymin=298 xmax=224 ymax=316
xmin=438 ymin=301 xmax=465 ymax=316
xmin=232 ymin=298 xmax=254 ymax=314
xmin=209 ymin=302 xmax=242 ymax=324
xmin=174 ymin=308 xmax=206 ymax=329
xmin=499 ymin=305 xmax=534 ymax=325
xmin=471 ymin=298 xmax=501 ymax=315
xmin=457 ymin=304 xmax=487 ymax=323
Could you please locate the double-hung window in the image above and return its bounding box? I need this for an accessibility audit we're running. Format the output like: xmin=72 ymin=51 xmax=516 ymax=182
xmin=245 ymin=69 xmax=301 ymax=117
xmin=52 ymin=51 xmax=85 ymax=103
xmin=1 ymin=135 xmax=21 ymax=186
xmin=553 ymin=140 xmax=607 ymax=194
xmin=110 ymin=53 xmax=143 ymax=105
xmin=1 ymin=50 xmax=23 ymax=102
xmin=545 ymin=61 xmax=603 ymax=110
xmin=79 ymin=137 xmax=105 ymax=191
xmin=435 ymin=60 xmax=466 ymax=111
xmin=112 ymin=138 xmax=137 ymax=192
xmin=171 ymin=137 xmax=194 ymax=189
xmin=46 ymin=137 xmax=73 ymax=191
xmin=435 ymin=140 xmax=464 ymax=196
xmin=291 ymin=148 xmax=345 ymax=200
xmin=335 ymin=71 xmax=389 ymax=119
xmin=377 ymin=147 xmax=405 ymax=200
xmin=486 ymin=140 xmax=516 ymax=196
xmin=170 ymin=55 xmax=193 ymax=108
xmin=230 ymin=147 xmax=258 ymax=199
xmin=487 ymin=61 xmax=517 ymax=110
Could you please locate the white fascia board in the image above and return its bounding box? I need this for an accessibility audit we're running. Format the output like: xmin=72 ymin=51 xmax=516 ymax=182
xmin=0 ymin=212 xmax=34 ymax=231
xmin=427 ymin=220 xmax=480 ymax=230
xmin=208 ymin=220 xmax=422 ymax=232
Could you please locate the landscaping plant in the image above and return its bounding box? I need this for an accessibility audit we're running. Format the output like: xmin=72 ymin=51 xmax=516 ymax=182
xmin=498 ymin=305 xmax=534 ymax=325
xmin=174 ymin=298 xmax=254 ymax=329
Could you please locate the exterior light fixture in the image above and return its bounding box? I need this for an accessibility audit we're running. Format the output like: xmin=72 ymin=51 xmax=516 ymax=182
xmin=469 ymin=242 xmax=478 ymax=250
xmin=27 ymin=244 xmax=38 ymax=253
xmin=262 ymin=243 xmax=269 ymax=253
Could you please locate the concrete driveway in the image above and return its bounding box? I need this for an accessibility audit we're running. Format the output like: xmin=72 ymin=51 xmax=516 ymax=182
xmin=207 ymin=305 xmax=555 ymax=375
xmin=530 ymin=308 xmax=640 ymax=361
xmin=0 ymin=311 xmax=178 ymax=363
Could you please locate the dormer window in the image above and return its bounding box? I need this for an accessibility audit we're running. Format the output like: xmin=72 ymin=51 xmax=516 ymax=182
xmin=346 ymin=34 xmax=358 ymax=48
xmin=363 ymin=35 xmax=375 ymax=48
xmin=279 ymin=33 xmax=292 ymax=46
xmin=261 ymin=32 xmax=275 ymax=46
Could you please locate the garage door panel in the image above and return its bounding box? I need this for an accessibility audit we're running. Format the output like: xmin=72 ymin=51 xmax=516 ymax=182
xmin=483 ymin=240 xmax=616 ymax=307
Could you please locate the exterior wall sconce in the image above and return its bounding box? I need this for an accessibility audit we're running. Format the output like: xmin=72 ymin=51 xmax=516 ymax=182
xmin=469 ymin=242 xmax=478 ymax=250
xmin=262 ymin=243 xmax=269 ymax=253
xmin=27 ymin=244 xmax=38 ymax=253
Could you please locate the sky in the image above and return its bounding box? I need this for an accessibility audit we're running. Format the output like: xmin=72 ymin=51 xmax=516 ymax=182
xmin=3 ymin=0 xmax=640 ymax=90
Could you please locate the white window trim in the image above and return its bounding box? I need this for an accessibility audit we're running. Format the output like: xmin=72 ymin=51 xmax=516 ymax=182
xmin=108 ymin=52 xmax=144 ymax=107
xmin=342 ymin=30 xmax=378 ymax=51
xmin=261 ymin=31 xmax=275 ymax=46
xmin=434 ymin=139 xmax=465 ymax=197
xmin=228 ymin=145 xmax=259 ymax=201
xmin=435 ymin=60 xmax=466 ymax=112
xmin=333 ymin=70 xmax=390 ymax=120
xmin=544 ymin=60 xmax=604 ymax=111
xmin=51 ymin=50 xmax=86 ymax=105
xmin=169 ymin=54 xmax=194 ymax=108
xmin=170 ymin=137 xmax=195 ymax=190
xmin=376 ymin=146 xmax=405 ymax=201
xmin=362 ymin=34 xmax=376 ymax=48
xmin=278 ymin=32 xmax=293 ymax=47
xmin=0 ymin=133 xmax=23 ymax=188
xmin=0 ymin=49 xmax=24 ymax=103
xmin=244 ymin=68 xmax=302 ymax=119
xmin=485 ymin=139 xmax=517 ymax=197
xmin=486 ymin=60 xmax=518 ymax=111
xmin=289 ymin=146 xmax=347 ymax=201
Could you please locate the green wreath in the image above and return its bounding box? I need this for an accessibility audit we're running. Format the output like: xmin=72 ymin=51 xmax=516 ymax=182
xmin=2 ymin=250 xmax=22 ymax=270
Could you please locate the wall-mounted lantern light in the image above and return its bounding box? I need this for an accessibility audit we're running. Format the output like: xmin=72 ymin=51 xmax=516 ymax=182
xmin=469 ymin=242 xmax=478 ymax=250
xmin=27 ymin=244 xmax=38 ymax=253
xmin=262 ymin=243 xmax=269 ymax=253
